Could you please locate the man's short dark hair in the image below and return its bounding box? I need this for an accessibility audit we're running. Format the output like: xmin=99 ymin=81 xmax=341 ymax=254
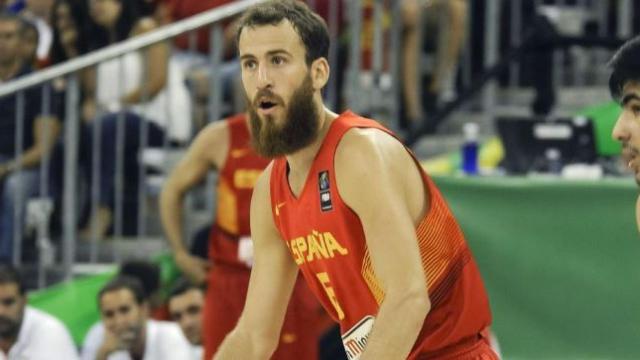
xmin=119 ymin=260 xmax=160 ymax=300
xmin=608 ymin=35 xmax=640 ymax=102
xmin=98 ymin=276 xmax=146 ymax=307
xmin=235 ymin=0 xmax=330 ymax=65
xmin=168 ymin=278 xmax=203 ymax=303
xmin=0 ymin=264 xmax=25 ymax=295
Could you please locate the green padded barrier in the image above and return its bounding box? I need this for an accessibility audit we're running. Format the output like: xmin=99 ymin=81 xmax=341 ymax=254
xmin=434 ymin=176 xmax=640 ymax=359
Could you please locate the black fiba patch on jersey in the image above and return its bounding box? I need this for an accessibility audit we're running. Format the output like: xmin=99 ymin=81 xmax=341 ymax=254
xmin=318 ymin=170 xmax=332 ymax=211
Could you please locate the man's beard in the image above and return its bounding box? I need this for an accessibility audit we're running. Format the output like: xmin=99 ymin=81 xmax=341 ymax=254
xmin=0 ymin=315 xmax=21 ymax=339
xmin=248 ymin=75 xmax=319 ymax=158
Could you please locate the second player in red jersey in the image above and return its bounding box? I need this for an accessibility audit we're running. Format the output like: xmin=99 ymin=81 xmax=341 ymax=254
xmin=161 ymin=113 xmax=320 ymax=360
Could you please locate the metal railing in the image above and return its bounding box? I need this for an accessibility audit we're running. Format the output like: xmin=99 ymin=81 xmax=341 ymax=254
xmin=0 ymin=0 xmax=263 ymax=283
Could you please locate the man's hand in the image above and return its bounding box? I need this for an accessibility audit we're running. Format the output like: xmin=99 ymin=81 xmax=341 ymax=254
xmin=0 ymin=163 xmax=14 ymax=180
xmin=97 ymin=330 xmax=127 ymax=360
xmin=175 ymin=251 xmax=211 ymax=284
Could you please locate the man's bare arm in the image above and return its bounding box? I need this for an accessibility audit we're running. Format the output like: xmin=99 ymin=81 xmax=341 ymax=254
xmin=215 ymin=165 xmax=299 ymax=359
xmin=0 ymin=115 xmax=62 ymax=178
xmin=160 ymin=121 xmax=229 ymax=283
xmin=336 ymin=129 xmax=431 ymax=359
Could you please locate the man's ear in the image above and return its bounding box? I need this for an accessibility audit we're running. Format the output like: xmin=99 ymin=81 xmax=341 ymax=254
xmin=310 ymin=57 xmax=330 ymax=91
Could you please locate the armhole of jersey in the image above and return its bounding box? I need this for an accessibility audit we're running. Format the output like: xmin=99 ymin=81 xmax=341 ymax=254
xmin=332 ymin=125 xmax=434 ymax=224
xmin=267 ymin=161 xmax=283 ymax=234
xmin=219 ymin=119 xmax=236 ymax=173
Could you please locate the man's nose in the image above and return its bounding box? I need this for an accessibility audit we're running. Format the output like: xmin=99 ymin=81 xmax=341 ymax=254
xmin=256 ymin=63 xmax=273 ymax=90
xmin=612 ymin=114 xmax=628 ymax=142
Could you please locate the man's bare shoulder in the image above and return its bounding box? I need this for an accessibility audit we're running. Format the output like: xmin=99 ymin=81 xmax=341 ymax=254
xmin=190 ymin=120 xmax=231 ymax=168
xmin=336 ymin=127 xmax=407 ymax=173
xmin=196 ymin=120 xmax=230 ymax=145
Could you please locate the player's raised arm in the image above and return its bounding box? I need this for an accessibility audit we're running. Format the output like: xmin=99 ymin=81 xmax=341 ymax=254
xmin=214 ymin=165 xmax=299 ymax=360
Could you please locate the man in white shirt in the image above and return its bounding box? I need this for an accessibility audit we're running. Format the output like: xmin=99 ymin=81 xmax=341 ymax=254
xmin=167 ymin=279 xmax=204 ymax=360
xmin=81 ymin=276 xmax=191 ymax=360
xmin=0 ymin=264 xmax=78 ymax=360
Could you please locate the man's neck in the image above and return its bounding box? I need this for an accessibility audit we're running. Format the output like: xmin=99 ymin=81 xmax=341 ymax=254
xmin=285 ymin=102 xmax=338 ymax=174
xmin=0 ymin=60 xmax=22 ymax=82
xmin=129 ymin=324 xmax=147 ymax=360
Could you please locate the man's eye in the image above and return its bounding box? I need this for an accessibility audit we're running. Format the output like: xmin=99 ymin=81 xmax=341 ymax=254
xmin=243 ymin=60 xmax=256 ymax=70
xmin=272 ymin=56 xmax=285 ymax=65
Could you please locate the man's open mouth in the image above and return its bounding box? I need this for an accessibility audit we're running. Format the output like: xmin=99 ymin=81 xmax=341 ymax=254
xmin=259 ymin=100 xmax=277 ymax=110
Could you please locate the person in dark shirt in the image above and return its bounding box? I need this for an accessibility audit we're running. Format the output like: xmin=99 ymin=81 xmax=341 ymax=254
xmin=0 ymin=13 xmax=61 ymax=262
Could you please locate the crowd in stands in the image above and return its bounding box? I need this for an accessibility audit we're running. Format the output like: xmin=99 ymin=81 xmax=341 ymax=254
xmin=0 ymin=0 xmax=467 ymax=256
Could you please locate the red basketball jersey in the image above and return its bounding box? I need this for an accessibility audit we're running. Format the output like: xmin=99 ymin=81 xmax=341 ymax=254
xmin=269 ymin=111 xmax=492 ymax=359
xmin=209 ymin=114 xmax=271 ymax=268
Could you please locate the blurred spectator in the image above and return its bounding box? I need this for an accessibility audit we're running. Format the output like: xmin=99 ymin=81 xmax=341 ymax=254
xmin=156 ymin=0 xmax=235 ymax=55
xmin=135 ymin=0 xmax=158 ymax=17
xmin=154 ymin=0 xmax=240 ymax=130
xmin=0 ymin=264 xmax=78 ymax=359
xmin=81 ymin=276 xmax=192 ymax=360
xmin=118 ymin=260 xmax=168 ymax=321
xmin=18 ymin=17 xmax=38 ymax=68
xmin=79 ymin=0 xmax=191 ymax=239
xmin=401 ymin=0 xmax=467 ymax=132
xmin=0 ymin=13 xmax=61 ymax=263
xmin=49 ymin=0 xmax=90 ymax=64
xmin=20 ymin=0 xmax=55 ymax=67
xmin=167 ymin=279 xmax=204 ymax=360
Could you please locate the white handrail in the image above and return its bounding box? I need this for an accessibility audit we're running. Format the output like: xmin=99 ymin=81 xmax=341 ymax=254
xmin=0 ymin=0 xmax=261 ymax=98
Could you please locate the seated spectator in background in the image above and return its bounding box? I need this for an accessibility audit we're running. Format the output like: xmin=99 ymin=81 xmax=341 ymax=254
xmin=82 ymin=276 xmax=191 ymax=360
xmin=135 ymin=0 xmax=158 ymax=17
xmin=155 ymin=0 xmax=235 ymax=56
xmin=0 ymin=13 xmax=61 ymax=263
xmin=49 ymin=0 xmax=90 ymax=65
xmin=20 ymin=0 xmax=55 ymax=67
xmin=118 ymin=260 xmax=168 ymax=320
xmin=79 ymin=0 xmax=191 ymax=239
xmin=167 ymin=279 xmax=204 ymax=360
xmin=0 ymin=264 xmax=78 ymax=359
xmin=155 ymin=0 xmax=242 ymax=130
xmin=18 ymin=18 xmax=38 ymax=68
xmin=401 ymin=0 xmax=467 ymax=132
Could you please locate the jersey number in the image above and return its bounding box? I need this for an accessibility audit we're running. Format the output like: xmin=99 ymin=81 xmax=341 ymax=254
xmin=316 ymin=272 xmax=345 ymax=320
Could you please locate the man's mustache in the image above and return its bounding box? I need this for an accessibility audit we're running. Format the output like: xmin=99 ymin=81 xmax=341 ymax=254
xmin=253 ymin=89 xmax=284 ymax=107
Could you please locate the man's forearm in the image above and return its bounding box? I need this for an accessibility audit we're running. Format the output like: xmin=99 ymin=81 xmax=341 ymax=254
xmin=159 ymin=187 xmax=187 ymax=254
xmin=360 ymin=291 xmax=430 ymax=360
xmin=8 ymin=146 xmax=45 ymax=170
xmin=214 ymin=328 xmax=276 ymax=360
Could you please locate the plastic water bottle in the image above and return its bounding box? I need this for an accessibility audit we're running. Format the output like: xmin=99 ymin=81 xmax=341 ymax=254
xmin=462 ymin=122 xmax=479 ymax=175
